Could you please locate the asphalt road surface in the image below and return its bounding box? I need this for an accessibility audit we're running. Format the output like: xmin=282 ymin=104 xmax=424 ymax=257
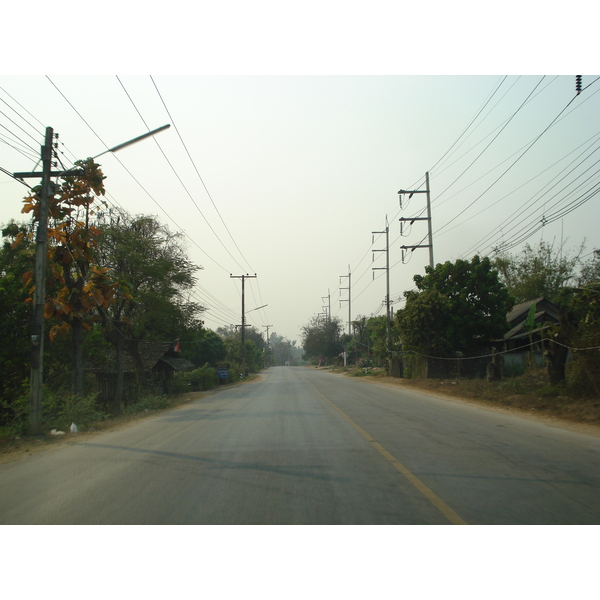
xmin=1 ymin=367 xmax=599 ymax=524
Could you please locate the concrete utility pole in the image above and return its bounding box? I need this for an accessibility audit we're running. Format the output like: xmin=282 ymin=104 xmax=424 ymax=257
xmin=14 ymin=124 xmax=171 ymax=434
xmin=372 ymin=219 xmax=392 ymax=369
xmin=14 ymin=129 xmax=86 ymax=434
xmin=398 ymin=171 xmax=434 ymax=269
xmin=322 ymin=291 xmax=331 ymax=323
xmin=339 ymin=266 xmax=351 ymax=337
xmin=17 ymin=128 xmax=54 ymax=434
xmin=230 ymin=274 xmax=257 ymax=378
xmin=263 ymin=324 xmax=273 ymax=366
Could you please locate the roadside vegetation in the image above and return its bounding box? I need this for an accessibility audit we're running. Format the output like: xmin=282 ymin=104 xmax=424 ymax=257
xmin=304 ymin=241 xmax=600 ymax=426
xmin=322 ymin=364 xmax=600 ymax=426
xmin=0 ymin=162 xmax=297 ymax=443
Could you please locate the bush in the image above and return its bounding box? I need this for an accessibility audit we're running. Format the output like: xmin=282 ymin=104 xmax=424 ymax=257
xmin=42 ymin=389 xmax=107 ymax=431
xmin=122 ymin=394 xmax=171 ymax=415
xmin=0 ymin=386 xmax=107 ymax=437
xmin=176 ymin=364 xmax=219 ymax=392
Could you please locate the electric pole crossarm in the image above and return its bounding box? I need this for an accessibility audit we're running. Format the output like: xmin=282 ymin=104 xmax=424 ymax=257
xmin=397 ymin=172 xmax=434 ymax=269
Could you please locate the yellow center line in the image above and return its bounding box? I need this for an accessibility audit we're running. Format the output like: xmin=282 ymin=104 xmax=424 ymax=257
xmin=307 ymin=379 xmax=468 ymax=525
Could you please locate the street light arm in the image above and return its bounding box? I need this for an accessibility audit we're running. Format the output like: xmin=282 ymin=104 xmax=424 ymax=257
xmin=246 ymin=304 xmax=268 ymax=314
xmin=92 ymin=124 xmax=171 ymax=159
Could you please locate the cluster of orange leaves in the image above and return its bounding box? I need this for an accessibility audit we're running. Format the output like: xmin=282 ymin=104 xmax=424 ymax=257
xmin=16 ymin=160 xmax=130 ymax=342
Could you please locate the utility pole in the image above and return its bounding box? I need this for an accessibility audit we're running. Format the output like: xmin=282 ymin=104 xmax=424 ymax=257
xmin=321 ymin=290 xmax=331 ymax=323
xmin=230 ymin=274 xmax=257 ymax=378
xmin=372 ymin=219 xmax=392 ymax=371
xmin=20 ymin=128 xmax=53 ymax=434
xmin=13 ymin=125 xmax=170 ymax=433
xmin=263 ymin=324 xmax=273 ymax=366
xmin=13 ymin=128 xmax=84 ymax=434
xmin=339 ymin=266 xmax=351 ymax=337
xmin=398 ymin=171 xmax=434 ymax=269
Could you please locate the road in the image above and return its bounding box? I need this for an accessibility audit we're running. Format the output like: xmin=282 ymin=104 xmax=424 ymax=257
xmin=1 ymin=366 xmax=599 ymax=524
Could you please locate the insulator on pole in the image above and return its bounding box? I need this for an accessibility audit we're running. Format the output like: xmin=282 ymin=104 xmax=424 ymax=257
xmin=576 ymin=75 xmax=582 ymax=95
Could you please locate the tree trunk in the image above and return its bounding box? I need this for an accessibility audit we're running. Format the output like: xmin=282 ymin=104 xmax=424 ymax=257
xmin=544 ymin=313 xmax=572 ymax=386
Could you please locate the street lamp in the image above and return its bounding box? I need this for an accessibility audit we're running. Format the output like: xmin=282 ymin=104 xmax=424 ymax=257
xmin=16 ymin=124 xmax=170 ymax=435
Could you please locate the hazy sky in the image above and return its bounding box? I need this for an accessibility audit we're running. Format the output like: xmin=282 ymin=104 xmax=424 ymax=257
xmin=1 ymin=74 xmax=598 ymax=342
xmin=1 ymin=3 xmax=597 ymax=346
xmin=2 ymin=74 xmax=598 ymax=343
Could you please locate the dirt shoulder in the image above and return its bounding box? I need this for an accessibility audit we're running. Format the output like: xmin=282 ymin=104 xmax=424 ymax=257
xmin=320 ymin=366 xmax=600 ymax=437
xmin=0 ymin=376 xmax=262 ymax=466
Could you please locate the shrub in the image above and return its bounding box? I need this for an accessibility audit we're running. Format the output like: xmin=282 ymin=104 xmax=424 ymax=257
xmin=42 ymin=389 xmax=107 ymax=431
xmin=176 ymin=364 xmax=219 ymax=391
xmin=122 ymin=394 xmax=171 ymax=415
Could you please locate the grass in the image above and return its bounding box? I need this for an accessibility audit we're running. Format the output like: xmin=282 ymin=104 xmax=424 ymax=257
xmin=0 ymin=373 xmax=262 ymax=464
xmin=335 ymin=366 xmax=600 ymax=427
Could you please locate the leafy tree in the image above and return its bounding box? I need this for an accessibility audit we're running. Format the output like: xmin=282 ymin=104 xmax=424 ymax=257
xmin=301 ymin=316 xmax=344 ymax=364
xmin=494 ymin=241 xmax=584 ymax=305
xmin=564 ymin=283 xmax=600 ymax=394
xmin=396 ymin=289 xmax=453 ymax=356
xmin=0 ymin=222 xmax=34 ymax=428
xmin=94 ymin=210 xmax=202 ymax=411
xmin=184 ymin=329 xmax=227 ymax=367
xmin=269 ymin=332 xmax=299 ymax=366
xmin=224 ymin=337 xmax=261 ymax=373
xmin=398 ymin=256 xmax=513 ymax=356
xmin=16 ymin=159 xmax=117 ymax=397
xmin=578 ymin=249 xmax=600 ymax=288
xmin=244 ymin=326 xmax=267 ymax=353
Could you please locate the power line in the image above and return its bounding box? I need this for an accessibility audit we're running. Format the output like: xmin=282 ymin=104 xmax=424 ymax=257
xmin=149 ymin=76 xmax=255 ymax=274
xmin=116 ymin=76 xmax=250 ymax=274
xmin=459 ymin=133 xmax=600 ymax=257
xmin=436 ymin=82 xmax=583 ymax=238
xmin=429 ymin=76 xmax=508 ymax=175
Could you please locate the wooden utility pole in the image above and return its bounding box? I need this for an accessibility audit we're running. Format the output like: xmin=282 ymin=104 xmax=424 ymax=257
xmin=398 ymin=171 xmax=434 ymax=269
xmin=230 ymin=274 xmax=257 ymax=378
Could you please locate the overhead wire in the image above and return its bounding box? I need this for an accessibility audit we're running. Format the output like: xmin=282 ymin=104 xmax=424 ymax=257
xmin=41 ymin=76 xmax=246 ymax=330
xmin=148 ymin=76 xmax=272 ymax=328
xmin=116 ymin=76 xmax=250 ymax=274
xmin=45 ymin=75 xmax=236 ymax=275
xmin=435 ymin=82 xmax=585 ymax=240
xmin=460 ymin=132 xmax=600 ymax=257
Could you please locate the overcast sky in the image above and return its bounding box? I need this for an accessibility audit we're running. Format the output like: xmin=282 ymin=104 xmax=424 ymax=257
xmin=2 ymin=74 xmax=598 ymax=344
xmin=1 ymin=3 xmax=597 ymax=347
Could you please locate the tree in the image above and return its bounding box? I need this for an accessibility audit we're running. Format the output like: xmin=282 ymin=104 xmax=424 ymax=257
xmin=184 ymin=329 xmax=227 ymax=367
xmin=16 ymin=159 xmax=117 ymax=397
xmin=398 ymin=256 xmax=513 ymax=356
xmin=269 ymin=332 xmax=298 ymax=366
xmin=564 ymin=283 xmax=600 ymax=394
xmin=0 ymin=222 xmax=35 ymax=428
xmin=494 ymin=241 xmax=584 ymax=305
xmin=94 ymin=210 xmax=202 ymax=412
xmin=396 ymin=289 xmax=454 ymax=356
xmin=301 ymin=316 xmax=344 ymax=365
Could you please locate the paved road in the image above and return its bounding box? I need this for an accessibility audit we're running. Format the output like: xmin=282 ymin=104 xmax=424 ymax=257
xmin=1 ymin=367 xmax=599 ymax=524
